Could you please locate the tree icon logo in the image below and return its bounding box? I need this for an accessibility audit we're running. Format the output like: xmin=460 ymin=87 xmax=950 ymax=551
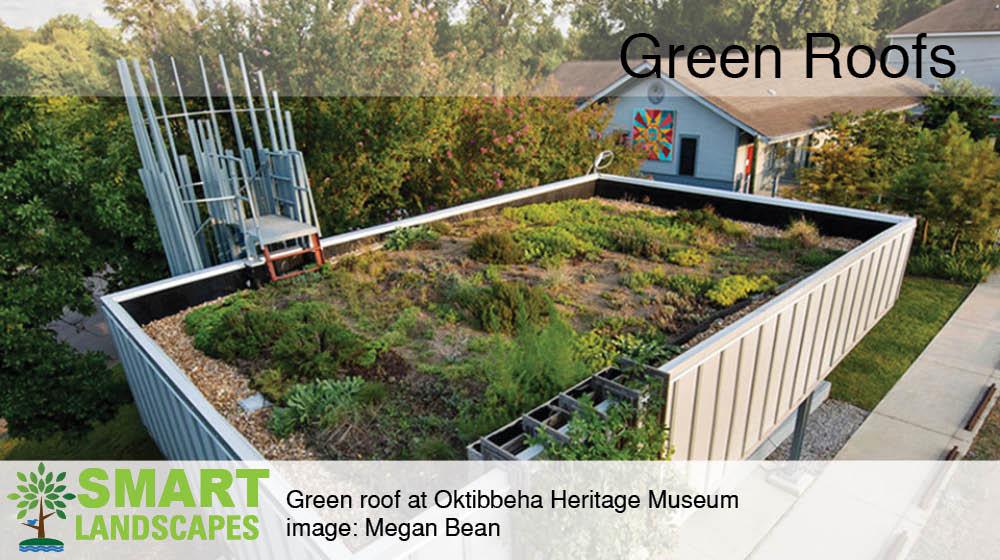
xmin=6 ymin=463 xmax=76 ymax=553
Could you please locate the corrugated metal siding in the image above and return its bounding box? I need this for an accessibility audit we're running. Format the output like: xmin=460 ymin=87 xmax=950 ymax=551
xmin=662 ymin=222 xmax=915 ymax=460
xmin=103 ymin=299 xmax=263 ymax=461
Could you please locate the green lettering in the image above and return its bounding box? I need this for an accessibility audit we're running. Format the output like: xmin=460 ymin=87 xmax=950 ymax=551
xmin=158 ymin=469 xmax=196 ymax=507
xmin=78 ymin=468 xmax=110 ymax=508
xmin=199 ymin=469 xmax=234 ymax=507
xmin=235 ymin=469 xmax=269 ymax=507
xmin=243 ymin=515 xmax=259 ymax=540
xmin=115 ymin=468 xmax=155 ymax=507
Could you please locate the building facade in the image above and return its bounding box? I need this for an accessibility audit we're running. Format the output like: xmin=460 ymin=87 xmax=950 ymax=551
xmin=887 ymin=0 xmax=1000 ymax=96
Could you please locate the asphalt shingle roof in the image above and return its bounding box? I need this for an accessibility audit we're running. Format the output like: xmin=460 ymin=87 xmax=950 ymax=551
xmin=891 ymin=0 xmax=1000 ymax=35
xmin=541 ymin=53 xmax=928 ymax=139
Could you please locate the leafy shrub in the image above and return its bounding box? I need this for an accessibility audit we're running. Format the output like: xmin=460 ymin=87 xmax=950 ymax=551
xmin=0 ymin=404 xmax=161 ymax=460
xmin=468 ymin=231 xmax=522 ymax=264
xmin=664 ymin=274 xmax=713 ymax=297
xmin=575 ymin=329 xmax=678 ymax=370
xmin=472 ymin=279 xmax=551 ymax=334
xmin=517 ymin=226 xmax=600 ymax=265
xmin=529 ymin=391 xmax=668 ymax=460
xmin=383 ymin=225 xmax=440 ymax=250
xmin=668 ymin=248 xmax=707 ymax=267
xmin=253 ymin=368 xmax=293 ymax=402
xmin=459 ymin=315 xmax=588 ymax=440
xmin=621 ymin=269 xmax=669 ymax=291
xmin=908 ymin=245 xmax=1000 ymax=283
xmin=269 ymin=377 xmax=364 ymax=437
xmin=798 ymin=248 xmax=842 ymax=268
xmin=706 ymin=275 xmax=777 ymax=307
xmin=0 ymin=333 xmax=133 ymax=438
xmin=785 ymin=218 xmax=821 ymax=248
xmin=184 ymin=293 xmax=280 ymax=361
xmin=271 ymin=302 xmax=365 ymax=381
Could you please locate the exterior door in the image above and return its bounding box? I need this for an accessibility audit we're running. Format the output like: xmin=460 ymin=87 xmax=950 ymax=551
xmin=679 ymin=137 xmax=697 ymax=176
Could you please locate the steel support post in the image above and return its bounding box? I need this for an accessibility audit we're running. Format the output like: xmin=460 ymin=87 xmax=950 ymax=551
xmin=788 ymin=390 xmax=814 ymax=460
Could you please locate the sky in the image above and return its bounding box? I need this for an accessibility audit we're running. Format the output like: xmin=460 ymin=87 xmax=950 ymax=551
xmin=0 ymin=0 xmax=116 ymax=29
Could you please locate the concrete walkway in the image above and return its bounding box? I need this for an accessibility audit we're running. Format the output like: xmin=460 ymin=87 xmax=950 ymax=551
xmin=837 ymin=271 xmax=1000 ymax=459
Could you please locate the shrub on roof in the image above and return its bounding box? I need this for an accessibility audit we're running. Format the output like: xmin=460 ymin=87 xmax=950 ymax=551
xmin=668 ymin=248 xmax=708 ymax=267
xmin=184 ymin=293 xmax=281 ymax=362
xmin=706 ymin=275 xmax=777 ymax=307
xmin=468 ymin=231 xmax=522 ymax=264
xmin=473 ymin=279 xmax=551 ymax=334
xmin=785 ymin=218 xmax=821 ymax=248
xmin=384 ymin=225 xmax=440 ymax=250
xmin=457 ymin=314 xmax=588 ymax=441
xmin=516 ymin=226 xmax=599 ymax=265
xmin=268 ymin=377 xmax=365 ymax=437
xmin=271 ymin=302 xmax=365 ymax=382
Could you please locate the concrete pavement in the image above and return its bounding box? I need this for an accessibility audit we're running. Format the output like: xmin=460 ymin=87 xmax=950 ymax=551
xmin=837 ymin=271 xmax=1000 ymax=459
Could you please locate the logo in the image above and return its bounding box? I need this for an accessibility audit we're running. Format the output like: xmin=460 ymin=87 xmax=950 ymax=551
xmin=6 ymin=463 xmax=76 ymax=553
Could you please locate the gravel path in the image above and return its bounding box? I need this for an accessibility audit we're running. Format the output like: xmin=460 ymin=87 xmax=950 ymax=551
xmin=768 ymin=399 xmax=869 ymax=460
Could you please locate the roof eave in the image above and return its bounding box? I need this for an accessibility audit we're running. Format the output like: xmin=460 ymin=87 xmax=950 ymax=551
xmin=888 ymin=30 xmax=1000 ymax=38
xmin=576 ymin=62 xmax=768 ymax=140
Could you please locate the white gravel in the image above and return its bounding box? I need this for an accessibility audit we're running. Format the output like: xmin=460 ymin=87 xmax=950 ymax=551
xmin=768 ymin=399 xmax=869 ymax=460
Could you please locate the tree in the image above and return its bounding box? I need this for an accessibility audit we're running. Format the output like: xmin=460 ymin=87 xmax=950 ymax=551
xmin=446 ymin=0 xmax=568 ymax=95
xmin=0 ymin=22 xmax=31 ymax=94
xmin=798 ymin=111 xmax=916 ymax=209
xmin=922 ymin=78 xmax=998 ymax=141
xmin=745 ymin=0 xmax=881 ymax=47
xmin=874 ymin=0 xmax=946 ymax=40
xmin=6 ymin=462 xmax=76 ymax=546
xmin=10 ymin=15 xmax=126 ymax=95
xmin=569 ymin=0 xmax=881 ymax=58
xmin=0 ymin=97 xmax=157 ymax=437
xmin=894 ymin=113 xmax=1000 ymax=251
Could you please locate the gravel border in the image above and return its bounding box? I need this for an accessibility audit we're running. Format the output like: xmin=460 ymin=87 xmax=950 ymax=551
xmin=144 ymin=302 xmax=317 ymax=460
xmin=767 ymin=399 xmax=869 ymax=460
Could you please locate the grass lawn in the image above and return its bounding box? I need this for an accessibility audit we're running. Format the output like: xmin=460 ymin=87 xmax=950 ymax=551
xmin=0 ymin=404 xmax=161 ymax=460
xmin=827 ymin=276 xmax=972 ymax=411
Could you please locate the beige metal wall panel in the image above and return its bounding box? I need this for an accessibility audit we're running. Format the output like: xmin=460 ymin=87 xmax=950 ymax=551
xmin=661 ymin=219 xmax=916 ymax=460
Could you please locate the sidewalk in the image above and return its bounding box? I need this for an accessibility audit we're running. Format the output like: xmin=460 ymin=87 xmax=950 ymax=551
xmin=837 ymin=272 xmax=1000 ymax=459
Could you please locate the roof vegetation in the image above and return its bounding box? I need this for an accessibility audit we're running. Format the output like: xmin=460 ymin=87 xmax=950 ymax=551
xmin=172 ymin=198 xmax=853 ymax=459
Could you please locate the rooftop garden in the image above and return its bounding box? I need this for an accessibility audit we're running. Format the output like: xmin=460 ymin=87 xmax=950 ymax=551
xmin=145 ymin=198 xmax=859 ymax=460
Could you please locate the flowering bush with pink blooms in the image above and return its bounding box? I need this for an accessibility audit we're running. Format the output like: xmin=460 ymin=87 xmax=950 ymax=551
xmin=295 ymin=96 xmax=644 ymax=232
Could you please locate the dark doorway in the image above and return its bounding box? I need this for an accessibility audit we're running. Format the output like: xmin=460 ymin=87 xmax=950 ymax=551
xmin=679 ymin=137 xmax=698 ymax=176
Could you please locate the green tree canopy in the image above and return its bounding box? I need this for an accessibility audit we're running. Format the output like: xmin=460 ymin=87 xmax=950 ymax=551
xmin=922 ymin=78 xmax=998 ymax=141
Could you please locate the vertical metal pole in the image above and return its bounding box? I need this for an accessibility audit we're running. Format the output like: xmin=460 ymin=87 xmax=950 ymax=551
xmin=148 ymin=60 xmax=184 ymax=186
xmin=258 ymin=71 xmax=279 ymax=151
xmin=238 ymin=53 xmax=265 ymax=155
xmin=788 ymin=391 xmax=814 ymax=460
xmin=219 ymin=54 xmax=248 ymax=164
xmin=198 ymin=55 xmax=225 ymax=155
xmin=272 ymin=91 xmax=288 ymax=152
